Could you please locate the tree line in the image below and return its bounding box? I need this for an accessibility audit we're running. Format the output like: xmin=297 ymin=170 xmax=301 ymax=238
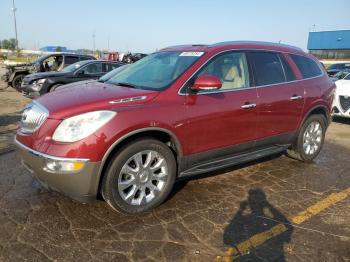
xmin=0 ymin=38 xmax=17 ymax=50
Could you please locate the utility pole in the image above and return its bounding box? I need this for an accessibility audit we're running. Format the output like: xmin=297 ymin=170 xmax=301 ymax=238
xmin=11 ymin=0 xmax=19 ymax=51
xmin=92 ymin=31 xmax=96 ymax=54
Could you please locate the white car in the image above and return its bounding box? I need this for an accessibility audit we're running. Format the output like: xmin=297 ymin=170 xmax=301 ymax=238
xmin=332 ymin=73 xmax=350 ymax=118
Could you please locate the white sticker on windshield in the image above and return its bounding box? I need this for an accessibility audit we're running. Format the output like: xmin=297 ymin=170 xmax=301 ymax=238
xmin=179 ymin=52 xmax=204 ymax=57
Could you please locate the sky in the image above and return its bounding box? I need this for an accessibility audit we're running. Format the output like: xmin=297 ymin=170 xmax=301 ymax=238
xmin=1 ymin=0 xmax=350 ymax=53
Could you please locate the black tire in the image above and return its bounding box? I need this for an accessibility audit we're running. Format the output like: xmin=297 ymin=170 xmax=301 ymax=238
xmin=12 ymin=74 xmax=25 ymax=91
xmin=49 ymin=84 xmax=62 ymax=92
xmin=101 ymin=138 xmax=176 ymax=214
xmin=287 ymin=114 xmax=327 ymax=162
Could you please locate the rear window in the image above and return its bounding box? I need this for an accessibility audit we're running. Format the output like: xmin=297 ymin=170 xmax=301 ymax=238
xmin=250 ymin=52 xmax=286 ymax=86
xmin=290 ymin=54 xmax=322 ymax=79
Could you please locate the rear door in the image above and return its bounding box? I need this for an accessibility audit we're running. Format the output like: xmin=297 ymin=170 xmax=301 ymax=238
xmin=249 ymin=51 xmax=304 ymax=145
xmin=183 ymin=51 xmax=258 ymax=155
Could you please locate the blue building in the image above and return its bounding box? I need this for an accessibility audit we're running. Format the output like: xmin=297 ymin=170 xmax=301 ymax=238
xmin=39 ymin=46 xmax=82 ymax=54
xmin=307 ymin=30 xmax=350 ymax=60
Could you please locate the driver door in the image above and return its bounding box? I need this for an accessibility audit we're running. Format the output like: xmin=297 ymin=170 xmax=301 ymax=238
xmin=183 ymin=51 xmax=258 ymax=156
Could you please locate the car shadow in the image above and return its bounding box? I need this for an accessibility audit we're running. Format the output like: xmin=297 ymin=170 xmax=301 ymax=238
xmin=332 ymin=117 xmax=350 ymax=125
xmin=223 ymin=188 xmax=293 ymax=261
xmin=0 ymin=111 xmax=22 ymax=128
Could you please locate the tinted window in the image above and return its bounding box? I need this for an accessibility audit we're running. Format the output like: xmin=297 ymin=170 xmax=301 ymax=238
xmin=194 ymin=52 xmax=250 ymax=92
xmin=345 ymin=73 xmax=350 ymax=80
xmin=251 ymin=52 xmax=285 ymax=86
xmin=80 ymin=56 xmax=93 ymax=61
xmin=290 ymin=54 xmax=322 ymax=78
xmin=83 ymin=63 xmax=102 ymax=74
xmin=279 ymin=55 xmax=296 ymax=81
xmin=65 ymin=56 xmax=79 ymax=65
xmin=102 ymin=63 xmax=120 ymax=72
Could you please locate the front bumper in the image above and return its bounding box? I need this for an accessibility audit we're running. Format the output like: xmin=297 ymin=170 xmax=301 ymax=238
xmin=15 ymin=138 xmax=101 ymax=203
xmin=332 ymin=94 xmax=350 ymax=119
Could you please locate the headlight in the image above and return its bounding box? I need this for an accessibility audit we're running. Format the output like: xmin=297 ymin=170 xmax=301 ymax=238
xmin=31 ymin=78 xmax=46 ymax=91
xmin=52 ymin=111 xmax=116 ymax=142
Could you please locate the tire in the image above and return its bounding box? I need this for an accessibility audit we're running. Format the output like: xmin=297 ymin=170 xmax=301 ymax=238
xmin=101 ymin=138 xmax=176 ymax=214
xmin=49 ymin=84 xmax=62 ymax=92
xmin=287 ymin=114 xmax=326 ymax=162
xmin=12 ymin=74 xmax=25 ymax=91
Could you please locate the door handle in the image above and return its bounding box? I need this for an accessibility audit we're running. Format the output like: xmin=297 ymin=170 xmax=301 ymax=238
xmin=241 ymin=103 xmax=256 ymax=109
xmin=290 ymin=95 xmax=302 ymax=101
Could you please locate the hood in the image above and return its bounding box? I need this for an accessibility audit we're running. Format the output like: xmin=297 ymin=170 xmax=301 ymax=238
xmin=335 ymin=80 xmax=350 ymax=95
xmin=25 ymin=71 xmax=68 ymax=80
xmin=56 ymin=79 xmax=97 ymax=90
xmin=36 ymin=81 xmax=160 ymax=119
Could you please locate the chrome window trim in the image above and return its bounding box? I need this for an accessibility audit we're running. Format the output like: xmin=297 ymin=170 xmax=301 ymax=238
xmin=14 ymin=137 xmax=90 ymax=162
xmin=178 ymin=48 xmax=324 ymax=96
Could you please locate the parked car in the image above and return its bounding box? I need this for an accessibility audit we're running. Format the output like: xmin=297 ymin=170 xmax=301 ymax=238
xmin=329 ymin=69 xmax=350 ymax=82
xmin=21 ymin=60 xmax=125 ymax=98
xmin=332 ymin=73 xmax=350 ymax=118
xmin=55 ymin=64 xmax=129 ymax=91
xmin=2 ymin=53 xmax=96 ymax=90
xmin=327 ymin=63 xmax=350 ymax=76
xmin=15 ymin=41 xmax=334 ymax=213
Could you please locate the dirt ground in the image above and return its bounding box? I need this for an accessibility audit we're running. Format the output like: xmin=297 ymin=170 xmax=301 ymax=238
xmin=0 ymin=66 xmax=349 ymax=261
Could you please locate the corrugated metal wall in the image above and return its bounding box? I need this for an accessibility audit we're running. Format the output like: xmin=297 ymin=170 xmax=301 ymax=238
xmin=308 ymin=30 xmax=350 ymax=50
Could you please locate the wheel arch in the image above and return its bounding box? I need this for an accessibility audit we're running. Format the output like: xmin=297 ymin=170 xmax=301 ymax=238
xmin=95 ymin=127 xmax=183 ymax=196
xmin=301 ymin=104 xmax=330 ymax=127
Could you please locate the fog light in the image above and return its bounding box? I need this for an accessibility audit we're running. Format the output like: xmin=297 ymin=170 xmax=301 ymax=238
xmin=44 ymin=159 xmax=86 ymax=173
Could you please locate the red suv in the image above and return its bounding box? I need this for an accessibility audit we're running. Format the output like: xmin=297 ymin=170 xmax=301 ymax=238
xmin=15 ymin=41 xmax=335 ymax=213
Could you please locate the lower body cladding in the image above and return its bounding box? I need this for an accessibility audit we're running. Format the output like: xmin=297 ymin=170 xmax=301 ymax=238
xmin=15 ymin=139 xmax=101 ymax=203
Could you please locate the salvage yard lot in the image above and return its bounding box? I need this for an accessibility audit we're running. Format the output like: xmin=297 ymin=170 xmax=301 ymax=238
xmin=0 ymin=67 xmax=349 ymax=261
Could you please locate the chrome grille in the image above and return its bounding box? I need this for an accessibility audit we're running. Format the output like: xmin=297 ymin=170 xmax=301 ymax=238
xmin=19 ymin=102 xmax=49 ymax=134
xmin=339 ymin=96 xmax=350 ymax=112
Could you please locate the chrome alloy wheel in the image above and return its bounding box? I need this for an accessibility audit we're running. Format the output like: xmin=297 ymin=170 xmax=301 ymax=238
xmin=118 ymin=150 xmax=169 ymax=206
xmin=303 ymin=121 xmax=323 ymax=156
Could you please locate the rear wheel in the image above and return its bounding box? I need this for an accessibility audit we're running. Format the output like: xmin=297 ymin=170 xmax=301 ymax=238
xmin=101 ymin=138 xmax=176 ymax=214
xmin=12 ymin=74 xmax=25 ymax=90
xmin=287 ymin=114 xmax=326 ymax=162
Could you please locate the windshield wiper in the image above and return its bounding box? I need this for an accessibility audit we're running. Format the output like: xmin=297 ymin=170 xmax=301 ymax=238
xmin=114 ymin=82 xmax=139 ymax=89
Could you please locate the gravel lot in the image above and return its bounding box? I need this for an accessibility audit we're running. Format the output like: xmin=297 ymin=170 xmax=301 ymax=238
xmin=0 ymin=66 xmax=349 ymax=261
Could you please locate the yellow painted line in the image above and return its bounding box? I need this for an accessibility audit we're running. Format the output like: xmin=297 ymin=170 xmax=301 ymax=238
xmin=291 ymin=187 xmax=350 ymax=225
xmin=216 ymin=187 xmax=350 ymax=262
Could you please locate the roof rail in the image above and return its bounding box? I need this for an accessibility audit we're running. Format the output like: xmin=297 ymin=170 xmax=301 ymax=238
xmin=210 ymin=41 xmax=303 ymax=51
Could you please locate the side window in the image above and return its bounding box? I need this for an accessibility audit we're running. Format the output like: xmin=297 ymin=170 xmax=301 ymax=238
xmin=65 ymin=56 xmax=79 ymax=65
xmin=83 ymin=63 xmax=102 ymax=74
xmin=279 ymin=54 xmax=296 ymax=81
xmin=195 ymin=52 xmax=250 ymax=92
xmin=345 ymin=74 xmax=350 ymax=80
xmin=250 ymin=52 xmax=285 ymax=86
xmin=102 ymin=63 xmax=119 ymax=72
xmin=289 ymin=54 xmax=322 ymax=79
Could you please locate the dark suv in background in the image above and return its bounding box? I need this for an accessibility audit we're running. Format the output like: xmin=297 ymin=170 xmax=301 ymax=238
xmin=2 ymin=53 xmax=95 ymax=90
xmin=21 ymin=60 xmax=124 ymax=97
xmin=15 ymin=41 xmax=334 ymax=214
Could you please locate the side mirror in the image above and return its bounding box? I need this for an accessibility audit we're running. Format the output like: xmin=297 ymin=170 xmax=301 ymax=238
xmin=192 ymin=75 xmax=222 ymax=91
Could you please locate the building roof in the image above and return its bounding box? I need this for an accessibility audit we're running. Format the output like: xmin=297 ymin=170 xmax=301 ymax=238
xmin=308 ymin=30 xmax=350 ymax=50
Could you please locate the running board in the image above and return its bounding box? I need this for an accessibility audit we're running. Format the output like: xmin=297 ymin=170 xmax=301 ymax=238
xmin=179 ymin=145 xmax=288 ymax=177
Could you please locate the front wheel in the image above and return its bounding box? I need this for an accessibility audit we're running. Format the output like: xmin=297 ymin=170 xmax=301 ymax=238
xmin=12 ymin=74 xmax=25 ymax=91
xmin=287 ymin=114 xmax=326 ymax=162
xmin=101 ymin=138 xmax=176 ymax=214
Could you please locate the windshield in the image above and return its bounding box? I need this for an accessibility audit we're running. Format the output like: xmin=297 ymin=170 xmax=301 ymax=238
xmin=106 ymin=51 xmax=204 ymax=90
xmin=334 ymin=71 xmax=350 ymax=79
xmin=62 ymin=62 xmax=83 ymax=72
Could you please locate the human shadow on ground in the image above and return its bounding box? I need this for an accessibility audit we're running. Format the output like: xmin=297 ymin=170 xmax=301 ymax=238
xmin=223 ymin=189 xmax=293 ymax=261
